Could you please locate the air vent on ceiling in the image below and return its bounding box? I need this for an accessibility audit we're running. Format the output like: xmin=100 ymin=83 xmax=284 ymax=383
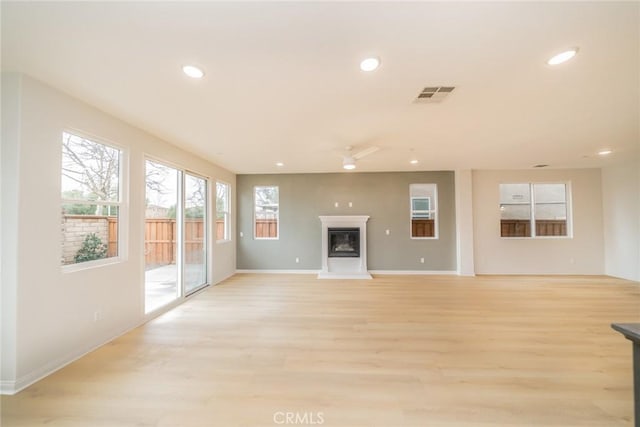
xmin=414 ymin=86 xmax=456 ymax=103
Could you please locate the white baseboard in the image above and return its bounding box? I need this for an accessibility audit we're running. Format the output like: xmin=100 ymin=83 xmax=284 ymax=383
xmin=0 ymin=380 xmax=16 ymax=395
xmin=318 ymin=272 xmax=373 ymax=279
xmin=236 ymin=269 xmax=459 ymax=276
xmin=236 ymin=269 xmax=319 ymax=274
xmin=212 ymin=271 xmax=237 ymax=284
xmin=456 ymin=271 xmax=477 ymax=277
xmin=369 ymin=270 xmax=458 ymax=275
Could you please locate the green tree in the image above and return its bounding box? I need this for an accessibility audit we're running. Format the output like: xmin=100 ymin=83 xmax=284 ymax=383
xmin=62 ymin=190 xmax=97 ymax=214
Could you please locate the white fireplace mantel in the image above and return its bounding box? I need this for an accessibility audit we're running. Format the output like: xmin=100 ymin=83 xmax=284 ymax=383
xmin=318 ymin=215 xmax=372 ymax=279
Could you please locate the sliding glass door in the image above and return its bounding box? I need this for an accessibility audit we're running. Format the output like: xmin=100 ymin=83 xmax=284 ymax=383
xmin=144 ymin=161 xmax=180 ymax=313
xmin=144 ymin=160 xmax=208 ymax=313
xmin=184 ymin=173 xmax=207 ymax=294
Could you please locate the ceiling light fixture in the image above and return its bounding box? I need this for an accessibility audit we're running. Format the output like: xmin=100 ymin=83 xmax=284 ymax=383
xmin=182 ymin=65 xmax=205 ymax=79
xmin=598 ymin=149 xmax=612 ymax=156
xmin=343 ymin=157 xmax=356 ymax=170
xmin=276 ymin=162 xmax=284 ymax=167
xmin=360 ymin=57 xmax=380 ymax=72
xmin=547 ymin=48 xmax=578 ymax=66
xmin=410 ymin=159 xmax=419 ymax=165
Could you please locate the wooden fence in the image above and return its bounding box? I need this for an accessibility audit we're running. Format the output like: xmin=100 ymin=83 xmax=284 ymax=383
xmin=500 ymin=219 xmax=567 ymax=237
xmin=108 ymin=219 xmax=226 ymax=266
xmin=107 ymin=217 xmax=117 ymax=257
xmin=411 ymin=219 xmax=435 ymax=238
xmin=255 ymin=219 xmax=278 ymax=238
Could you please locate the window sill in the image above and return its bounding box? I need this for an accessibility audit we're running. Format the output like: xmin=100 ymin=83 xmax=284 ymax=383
xmin=61 ymin=256 xmax=123 ymax=273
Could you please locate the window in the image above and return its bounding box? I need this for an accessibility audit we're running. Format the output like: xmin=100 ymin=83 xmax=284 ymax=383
xmin=216 ymin=181 xmax=230 ymax=241
xmin=144 ymin=160 xmax=179 ymax=312
xmin=61 ymin=132 xmax=123 ymax=266
xmin=184 ymin=173 xmax=208 ymax=295
xmin=410 ymin=183 xmax=438 ymax=238
xmin=254 ymin=186 xmax=279 ymax=239
xmin=500 ymin=183 xmax=571 ymax=238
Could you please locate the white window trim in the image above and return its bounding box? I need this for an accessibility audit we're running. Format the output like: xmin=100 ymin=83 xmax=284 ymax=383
xmin=216 ymin=180 xmax=232 ymax=243
xmin=61 ymin=130 xmax=128 ymax=272
xmin=500 ymin=181 xmax=573 ymax=239
xmin=410 ymin=185 xmax=439 ymax=240
xmin=254 ymin=185 xmax=279 ymax=240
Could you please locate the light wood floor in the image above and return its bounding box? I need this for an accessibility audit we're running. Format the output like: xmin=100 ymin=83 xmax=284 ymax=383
xmin=2 ymin=274 xmax=639 ymax=426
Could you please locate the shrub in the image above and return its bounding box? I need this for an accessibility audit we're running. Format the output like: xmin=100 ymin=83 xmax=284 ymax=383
xmin=74 ymin=233 xmax=107 ymax=263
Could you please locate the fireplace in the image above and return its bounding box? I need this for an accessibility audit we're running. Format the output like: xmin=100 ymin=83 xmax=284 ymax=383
xmin=318 ymin=215 xmax=371 ymax=279
xmin=328 ymin=228 xmax=360 ymax=258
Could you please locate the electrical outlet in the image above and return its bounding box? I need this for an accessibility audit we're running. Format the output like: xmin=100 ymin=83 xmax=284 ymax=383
xmin=348 ymin=202 xmax=353 ymax=208
xmin=93 ymin=311 xmax=101 ymax=322
xmin=239 ymin=231 xmax=243 ymax=237
xmin=334 ymin=202 xmax=339 ymax=208
xmin=295 ymin=257 xmax=300 ymax=263
xmin=385 ymin=229 xmax=390 ymax=235
xmin=420 ymin=257 xmax=425 ymax=264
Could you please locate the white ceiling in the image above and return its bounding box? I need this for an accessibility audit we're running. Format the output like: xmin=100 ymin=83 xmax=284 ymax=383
xmin=2 ymin=1 xmax=639 ymax=174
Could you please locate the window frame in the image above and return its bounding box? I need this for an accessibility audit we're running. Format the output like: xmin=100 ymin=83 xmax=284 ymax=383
xmin=409 ymin=184 xmax=439 ymax=240
xmin=61 ymin=130 xmax=128 ymax=272
xmin=216 ymin=180 xmax=231 ymax=243
xmin=411 ymin=196 xmax=432 ymax=218
xmin=183 ymin=170 xmax=209 ymax=296
xmin=254 ymin=185 xmax=279 ymax=240
xmin=499 ymin=181 xmax=573 ymax=239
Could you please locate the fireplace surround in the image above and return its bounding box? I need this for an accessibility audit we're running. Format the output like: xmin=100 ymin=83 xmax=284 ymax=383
xmin=318 ymin=215 xmax=371 ymax=279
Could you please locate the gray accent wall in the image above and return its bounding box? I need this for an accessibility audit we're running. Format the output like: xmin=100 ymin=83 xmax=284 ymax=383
xmin=237 ymin=172 xmax=457 ymax=271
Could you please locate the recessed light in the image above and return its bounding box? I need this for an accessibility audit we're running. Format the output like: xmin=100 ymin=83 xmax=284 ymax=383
xmin=182 ymin=65 xmax=205 ymax=79
xmin=598 ymin=149 xmax=612 ymax=156
xmin=410 ymin=159 xmax=419 ymax=165
xmin=547 ymin=48 xmax=578 ymax=66
xmin=276 ymin=162 xmax=284 ymax=167
xmin=360 ymin=57 xmax=380 ymax=72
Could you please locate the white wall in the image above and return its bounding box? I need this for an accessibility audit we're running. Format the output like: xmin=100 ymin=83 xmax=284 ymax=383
xmin=472 ymin=169 xmax=604 ymax=275
xmin=602 ymin=159 xmax=640 ymax=282
xmin=1 ymin=74 xmax=22 ymax=391
xmin=455 ymin=170 xmax=475 ymax=276
xmin=1 ymin=74 xmax=236 ymax=394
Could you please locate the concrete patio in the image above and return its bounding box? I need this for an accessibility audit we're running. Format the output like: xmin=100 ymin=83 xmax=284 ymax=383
xmin=145 ymin=264 xmax=206 ymax=313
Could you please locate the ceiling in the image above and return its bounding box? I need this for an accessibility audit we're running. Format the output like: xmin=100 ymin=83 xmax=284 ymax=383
xmin=2 ymin=1 xmax=638 ymax=174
